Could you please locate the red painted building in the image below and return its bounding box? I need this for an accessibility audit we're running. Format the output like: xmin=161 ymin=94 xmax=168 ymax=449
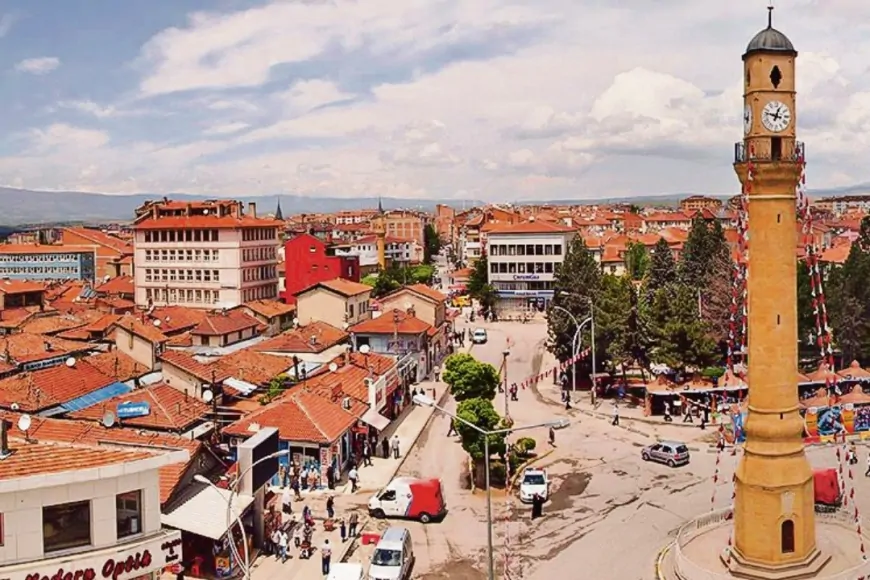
xmin=283 ymin=233 xmax=360 ymax=303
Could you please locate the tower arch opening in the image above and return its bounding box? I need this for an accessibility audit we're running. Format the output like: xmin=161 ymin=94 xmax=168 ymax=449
xmin=781 ymin=519 xmax=795 ymax=554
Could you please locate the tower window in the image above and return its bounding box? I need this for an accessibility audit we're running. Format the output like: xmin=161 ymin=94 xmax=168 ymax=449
xmin=770 ymin=66 xmax=782 ymax=88
xmin=771 ymin=137 xmax=782 ymax=160
xmin=746 ymin=69 xmax=751 ymax=84
xmin=781 ymin=519 xmax=795 ymax=554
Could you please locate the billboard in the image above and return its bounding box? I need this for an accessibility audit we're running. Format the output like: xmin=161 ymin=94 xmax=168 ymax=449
xmin=237 ymin=427 xmax=280 ymax=493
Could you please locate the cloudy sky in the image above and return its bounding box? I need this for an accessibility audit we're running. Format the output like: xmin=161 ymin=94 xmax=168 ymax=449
xmin=0 ymin=0 xmax=866 ymax=202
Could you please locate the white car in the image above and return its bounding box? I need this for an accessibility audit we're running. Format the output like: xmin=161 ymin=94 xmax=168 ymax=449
xmin=519 ymin=468 xmax=549 ymax=503
xmin=471 ymin=328 xmax=488 ymax=344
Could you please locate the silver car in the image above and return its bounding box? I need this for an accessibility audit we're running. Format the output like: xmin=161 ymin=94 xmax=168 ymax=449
xmin=641 ymin=440 xmax=690 ymax=467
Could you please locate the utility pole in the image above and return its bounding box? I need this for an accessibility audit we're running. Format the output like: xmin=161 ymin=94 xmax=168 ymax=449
xmin=502 ymin=350 xmax=510 ymax=418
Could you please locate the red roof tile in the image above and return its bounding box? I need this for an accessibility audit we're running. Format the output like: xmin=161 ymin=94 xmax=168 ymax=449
xmin=297 ymin=277 xmax=373 ymax=298
xmin=63 ymin=227 xmax=132 ymax=254
xmin=241 ymin=300 xmax=296 ymax=319
xmin=69 ymin=383 xmax=209 ymax=432
xmin=0 ymin=439 xmax=153 ymax=480
xmin=134 ymin=215 xmax=283 ymax=230
xmin=192 ymin=310 xmax=261 ymax=336
xmin=403 ymin=284 xmax=447 ymax=304
xmin=160 ymin=349 xmax=224 ymax=382
xmin=0 ymin=359 xmax=115 ymax=412
xmin=84 ymin=350 xmax=149 ymax=381
xmin=110 ymin=313 xmax=169 ymax=343
xmin=96 ymin=275 xmax=135 ymax=295
xmin=254 ymin=321 xmax=348 ymax=354
xmin=349 ymin=309 xmax=431 ymax=335
xmin=0 ymin=280 xmax=46 ymax=294
xmin=0 ymin=332 xmax=92 ymax=364
xmin=481 ymin=221 xmax=576 ymax=235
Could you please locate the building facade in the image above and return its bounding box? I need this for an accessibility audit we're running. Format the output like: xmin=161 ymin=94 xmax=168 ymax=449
xmin=332 ymin=236 xmax=421 ymax=274
xmin=485 ymin=221 xmax=577 ymax=313
xmin=282 ymin=234 xmax=360 ymax=303
xmin=679 ymin=195 xmax=724 ymax=212
xmin=133 ymin=200 xmax=281 ymax=309
xmin=0 ymin=245 xmax=96 ymax=281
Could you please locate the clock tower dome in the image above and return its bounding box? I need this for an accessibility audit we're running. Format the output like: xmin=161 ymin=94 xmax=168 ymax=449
xmin=731 ymin=6 xmax=831 ymax=578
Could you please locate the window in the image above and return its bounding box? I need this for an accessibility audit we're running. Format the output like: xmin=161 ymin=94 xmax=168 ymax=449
xmin=781 ymin=519 xmax=795 ymax=553
xmin=117 ymin=490 xmax=142 ymax=538
xmin=43 ymin=500 xmax=91 ymax=552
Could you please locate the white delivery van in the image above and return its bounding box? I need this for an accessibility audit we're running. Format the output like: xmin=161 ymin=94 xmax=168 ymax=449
xmin=368 ymin=527 xmax=415 ymax=580
xmin=326 ymin=563 xmax=364 ymax=580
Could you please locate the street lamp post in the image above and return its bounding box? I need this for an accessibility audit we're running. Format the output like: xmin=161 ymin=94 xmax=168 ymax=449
xmin=194 ymin=449 xmax=290 ymax=580
xmin=550 ymin=305 xmax=591 ymax=398
xmin=558 ymin=293 xmax=597 ymax=405
xmin=412 ymin=393 xmax=568 ymax=580
xmin=502 ymin=349 xmax=510 ymax=417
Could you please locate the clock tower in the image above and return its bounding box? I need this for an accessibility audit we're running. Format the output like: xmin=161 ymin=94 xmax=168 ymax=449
xmin=731 ymin=6 xmax=831 ymax=578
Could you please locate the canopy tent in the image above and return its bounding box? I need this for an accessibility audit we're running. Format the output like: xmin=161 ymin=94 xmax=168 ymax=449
xmin=161 ymin=484 xmax=255 ymax=541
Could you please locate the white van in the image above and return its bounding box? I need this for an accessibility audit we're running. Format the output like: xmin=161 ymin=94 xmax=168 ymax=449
xmin=369 ymin=527 xmax=415 ymax=580
xmin=327 ymin=563 xmax=364 ymax=580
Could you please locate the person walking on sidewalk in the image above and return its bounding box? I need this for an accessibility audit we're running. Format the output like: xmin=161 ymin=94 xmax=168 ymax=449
xmin=339 ymin=518 xmax=347 ymax=543
xmin=663 ymin=401 xmax=672 ymax=422
xmin=271 ymin=528 xmax=282 ymax=559
xmin=362 ymin=441 xmax=372 ymax=466
xmin=447 ymin=417 xmax=456 ymax=437
xmin=391 ymin=435 xmax=401 ymax=459
xmin=282 ymin=487 xmax=293 ymax=516
xmin=381 ymin=437 xmax=390 ymax=459
xmin=611 ymin=403 xmax=620 ymax=426
xmin=348 ymin=512 xmax=359 ymax=538
xmin=348 ymin=466 xmax=359 ymax=492
xmin=321 ymin=539 xmax=332 ymax=576
xmin=548 ymin=426 xmax=556 ymax=447
xmin=326 ymin=495 xmax=335 ymax=519
xmin=278 ymin=529 xmax=289 ymax=563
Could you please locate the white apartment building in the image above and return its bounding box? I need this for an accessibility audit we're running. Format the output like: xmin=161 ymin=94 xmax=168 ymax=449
xmin=332 ymin=235 xmax=422 ymax=273
xmin=133 ymin=200 xmax=281 ymax=309
xmin=485 ymin=220 xmax=577 ymax=313
xmin=0 ymin=433 xmax=187 ymax=580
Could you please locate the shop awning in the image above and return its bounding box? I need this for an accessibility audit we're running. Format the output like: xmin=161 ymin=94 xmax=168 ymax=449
xmin=360 ymin=407 xmax=391 ymax=431
xmin=161 ymin=484 xmax=254 ymax=540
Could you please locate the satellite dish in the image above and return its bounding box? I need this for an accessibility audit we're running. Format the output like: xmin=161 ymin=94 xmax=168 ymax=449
xmin=10 ymin=402 xmax=19 ymax=411
xmin=202 ymin=389 xmax=214 ymax=403
xmin=359 ymin=344 xmax=371 ymax=355
xmin=203 ymin=209 xmax=210 ymax=215
xmin=328 ymin=363 xmax=338 ymax=372
xmin=102 ymin=411 xmax=116 ymax=428
xmin=292 ymin=318 xmax=299 ymax=327
xmin=153 ymin=319 xmax=162 ymax=327
xmin=65 ymin=357 xmax=76 ymax=368
xmin=342 ymin=322 xmax=349 ymax=330
xmin=103 ymin=274 xmax=111 ymax=282
xmin=17 ymin=414 xmax=31 ymax=432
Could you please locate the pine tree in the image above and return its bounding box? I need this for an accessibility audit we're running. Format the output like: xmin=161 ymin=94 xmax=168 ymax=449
xmin=603 ymin=275 xmax=652 ymax=379
xmin=547 ymin=236 xmax=601 ymax=363
xmin=624 ymin=242 xmax=650 ymax=281
xmin=644 ymin=238 xmax=677 ymax=303
xmin=649 ymin=283 xmax=718 ymax=373
xmin=827 ymin=238 xmax=870 ymax=363
xmin=679 ymin=216 xmax=713 ymax=289
xmin=796 ymin=261 xmax=815 ymax=346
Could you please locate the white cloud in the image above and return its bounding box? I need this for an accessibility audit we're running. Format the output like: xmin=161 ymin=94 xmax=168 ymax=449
xmin=14 ymin=57 xmax=60 ymax=75
xmin=5 ymin=0 xmax=870 ymax=200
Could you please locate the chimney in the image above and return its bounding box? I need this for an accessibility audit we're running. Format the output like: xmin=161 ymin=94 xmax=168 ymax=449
xmin=0 ymin=419 xmax=11 ymax=459
xmin=248 ymin=202 xmax=257 ymax=218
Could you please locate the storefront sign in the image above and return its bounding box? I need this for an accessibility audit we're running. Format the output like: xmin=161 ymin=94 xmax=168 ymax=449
xmin=319 ymin=447 xmax=330 ymax=486
xmin=495 ymin=290 xmax=554 ymax=298
xmin=368 ymin=376 xmax=387 ymax=411
xmin=7 ymin=531 xmax=182 ymax=580
xmin=512 ymin=274 xmax=540 ymax=281
xmin=116 ymin=402 xmax=151 ymax=419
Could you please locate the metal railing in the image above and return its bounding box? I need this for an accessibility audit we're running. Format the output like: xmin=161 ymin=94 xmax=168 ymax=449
xmin=673 ymin=507 xmax=870 ymax=580
xmin=734 ymin=140 xmax=805 ymax=163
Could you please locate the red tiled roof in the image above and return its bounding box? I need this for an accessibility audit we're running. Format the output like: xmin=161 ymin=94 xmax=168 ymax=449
xmin=191 ymin=310 xmax=261 ymax=336
xmin=148 ymin=306 xmax=207 ymax=334
xmin=110 ymin=313 xmax=169 ymax=343
xmin=85 ymin=313 xmax=123 ymax=334
xmin=0 ymin=359 xmax=115 ymax=412
xmin=0 ymin=280 xmax=46 ymax=294
xmin=160 ymin=349 xmax=225 ymax=382
xmin=83 ymin=350 xmax=149 ymax=381
xmin=349 ymin=309 xmax=432 ymax=335
xmin=482 ymin=220 xmax=576 ymax=234
xmin=134 ymin=215 xmax=283 ymax=230
xmin=63 ymin=227 xmax=132 ymax=254
xmin=96 ymin=275 xmax=135 ymax=295
xmin=0 ymin=439 xmax=153 ymax=480
xmin=254 ymin=321 xmax=348 ymax=354
xmin=241 ymin=300 xmax=296 ymax=319
xmin=297 ymin=277 xmax=373 ymax=298
xmin=0 ymin=332 xmax=91 ymax=364
xmin=818 ymin=243 xmax=851 ymax=265
xmin=69 ymin=383 xmax=209 ymax=432
xmin=223 ymin=390 xmax=357 ymax=444
xmin=404 ymin=284 xmax=447 ymax=303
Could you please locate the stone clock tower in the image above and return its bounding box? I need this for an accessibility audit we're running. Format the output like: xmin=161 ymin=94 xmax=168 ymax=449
xmin=731 ymin=7 xmax=830 ymax=578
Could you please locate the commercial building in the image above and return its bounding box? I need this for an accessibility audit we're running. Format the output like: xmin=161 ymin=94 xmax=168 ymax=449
xmin=133 ymin=200 xmax=281 ymax=309
xmin=484 ymin=220 xmax=577 ymax=314
xmin=0 ymin=245 xmax=97 ymax=281
xmin=331 ymin=235 xmax=421 ymax=274
xmin=60 ymin=228 xmax=134 ymax=280
xmin=0 ymin=423 xmax=188 ymax=580
xmin=282 ymin=233 xmax=360 ymax=303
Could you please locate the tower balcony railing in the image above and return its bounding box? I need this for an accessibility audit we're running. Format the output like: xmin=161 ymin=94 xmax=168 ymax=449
xmin=734 ymin=140 xmax=805 ymax=164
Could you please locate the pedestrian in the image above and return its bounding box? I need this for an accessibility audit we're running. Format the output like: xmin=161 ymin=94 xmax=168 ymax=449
xmin=348 ymin=512 xmax=359 ymax=538
xmin=348 ymin=466 xmax=359 ymax=492
xmin=612 ymin=403 xmax=620 ymax=426
xmin=683 ymin=404 xmax=694 ymax=423
xmin=292 ymin=473 xmax=302 ymax=500
xmin=531 ymin=493 xmax=543 ymax=519
xmin=548 ymin=426 xmax=555 ymax=447
xmin=326 ymin=495 xmax=335 ymax=519
xmin=339 ymin=518 xmax=347 ymax=543
xmin=434 ymin=365 xmax=441 ymax=381
xmin=447 ymin=418 xmax=456 ymax=437
xmin=321 ymin=539 xmax=332 ymax=575
xmin=282 ymin=486 xmax=293 ymax=515
xmin=381 ymin=438 xmax=390 ymax=459
xmin=564 ymin=392 xmax=572 ymax=410
xmin=391 ymin=435 xmax=401 ymax=459
xmin=363 ymin=441 xmax=372 ymax=466
xmin=663 ymin=401 xmax=672 ymax=423
xmin=271 ymin=528 xmax=282 ymax=559
xmin=278 ymin=528 xmax=289 ymax=562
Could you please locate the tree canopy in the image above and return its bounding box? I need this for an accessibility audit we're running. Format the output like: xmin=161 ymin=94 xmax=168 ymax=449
xmin=362 ymin=264 xmax=436 ymax=297
xmin=624 ymin=242 xmax=650 ymax=281
xmin=648 ymin=283 xmax=718 ymax=373
xmin=441 ymin=354 xmax=501 ymax=401
xmin=644 ymin=238 xmax=678 ymax=304
xmin=423 ymin=224 xmax=441 ymax=265
xmin=547 ymin=236 xmax=600 ymax=363
xmin=466 ymin=252 xmax=497 ymax=317
xmin=826 ymin=221 xmax=870 ymax=363
xmin=454 ymin=397 xmax=506 ymax=459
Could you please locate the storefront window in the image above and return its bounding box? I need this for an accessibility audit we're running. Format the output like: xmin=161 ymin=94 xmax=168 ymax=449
xmin=43 ymin=500 xmax=91 ymax=552
xmin=117 ymin=490 xmax=143 ymax=538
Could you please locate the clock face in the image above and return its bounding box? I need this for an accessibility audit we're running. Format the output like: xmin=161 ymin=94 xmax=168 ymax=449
xmin=743 ymin=104 xmax=752 ymax=135
xmin=761 ymin=100 xmax=791 ymax=133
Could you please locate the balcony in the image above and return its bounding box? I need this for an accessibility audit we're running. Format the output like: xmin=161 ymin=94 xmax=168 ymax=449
xmin=734 ymin=140 xmax=804 ymax=163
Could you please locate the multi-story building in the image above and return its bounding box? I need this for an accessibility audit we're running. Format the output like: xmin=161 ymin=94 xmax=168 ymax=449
xmin=60 ymin=228 xmax=134 ymax=279
xmin=332 ymin=235 xmax=421 ymax=275
xmin=133 ymin=199 xmax=281 ymax=309
xmin=384 ymin=210 xmax=426 ymax=247
xmin=283 ymin=233 xmax=360 ymax=303
xmin=0 ymin=245 xmax=97 ymax=281
xmin=484 ymin=220 xmax=577 ymax=313
xmin=459 ymin=206 xmax=522 ymax=266
xmin=434 ymin=204 xmax=455 ymax=245
xmin=679 ymin=195 xmax=723 ymax=212
xmin=815 ymin=195 xmax=870 ymax=215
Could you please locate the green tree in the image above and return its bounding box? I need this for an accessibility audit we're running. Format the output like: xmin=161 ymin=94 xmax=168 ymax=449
xmin=441 ymin=357 xmax=500 ymax=401
xmin=454 ymin=397 xmax=506 ymax=459
xmin=649 ymin=283 xmax=718 ymax=373
xmin=443 ymin=352 xmax=475 ymax=374
xmin=423 ymin=224 xmax=441 ymax=264
xmin=594 ymin=274 xmax=632 ymax=369
xmin=797 ymin=260 xmax=815 ymax=346
xmin=644 ymin=238 xmax=677 ymax=303
xmin=547 ymin=236 xmax=601 ymax=364
xmin=679 ymin=217 xmax=717 ymax=289
xmin=827 ymin=229 xmax=870 ymax=363
xmin=466 ymin=252 xmax=489 ymax=297
xmin=624 ymin=242 xmax=650 ymax=281
xmin=371 ymin=271 xmax=401 ymax=298
xmin=605 ymin=276 xmax=652 ymax=380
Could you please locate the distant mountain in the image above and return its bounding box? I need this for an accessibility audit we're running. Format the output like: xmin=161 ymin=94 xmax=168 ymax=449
xmin=0 ymin=188 xmax=481 ymax=226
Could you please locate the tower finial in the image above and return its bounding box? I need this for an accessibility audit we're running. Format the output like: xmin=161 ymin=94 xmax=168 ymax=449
xmin=767 ymin=2 xmax=774 ymax=28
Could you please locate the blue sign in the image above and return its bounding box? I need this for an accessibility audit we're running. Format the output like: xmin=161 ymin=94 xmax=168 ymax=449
xmin=117 ymin=401 xmax=151 ymax=419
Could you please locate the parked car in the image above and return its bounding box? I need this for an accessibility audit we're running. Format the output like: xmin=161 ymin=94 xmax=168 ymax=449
xmin=519 ymin=468 xmax=549 ymax=503
xmin=641 ymin=441 xmax=690 ymax=467
xmin=471 ymin=328 xmax=488 ymax=344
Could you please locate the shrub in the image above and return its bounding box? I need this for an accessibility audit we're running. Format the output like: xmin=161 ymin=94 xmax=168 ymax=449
xmin=515 ymin=437 xmax=537 ymax=456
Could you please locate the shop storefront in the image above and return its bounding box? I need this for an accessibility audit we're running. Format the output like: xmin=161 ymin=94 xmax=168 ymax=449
xmin=1 ymin=530 xmax=183 ymax=580
xmin=494 ymin=289 xmax=554 ymax=314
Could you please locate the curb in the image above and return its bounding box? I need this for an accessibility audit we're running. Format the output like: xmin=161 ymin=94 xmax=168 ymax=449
xmin=655 ymin=543 xmax=672 ymax=579
xmin=337 ymin=516 xmax=370 ymax=563
xmin=508 ymin=448 xmax=556 ymax=487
